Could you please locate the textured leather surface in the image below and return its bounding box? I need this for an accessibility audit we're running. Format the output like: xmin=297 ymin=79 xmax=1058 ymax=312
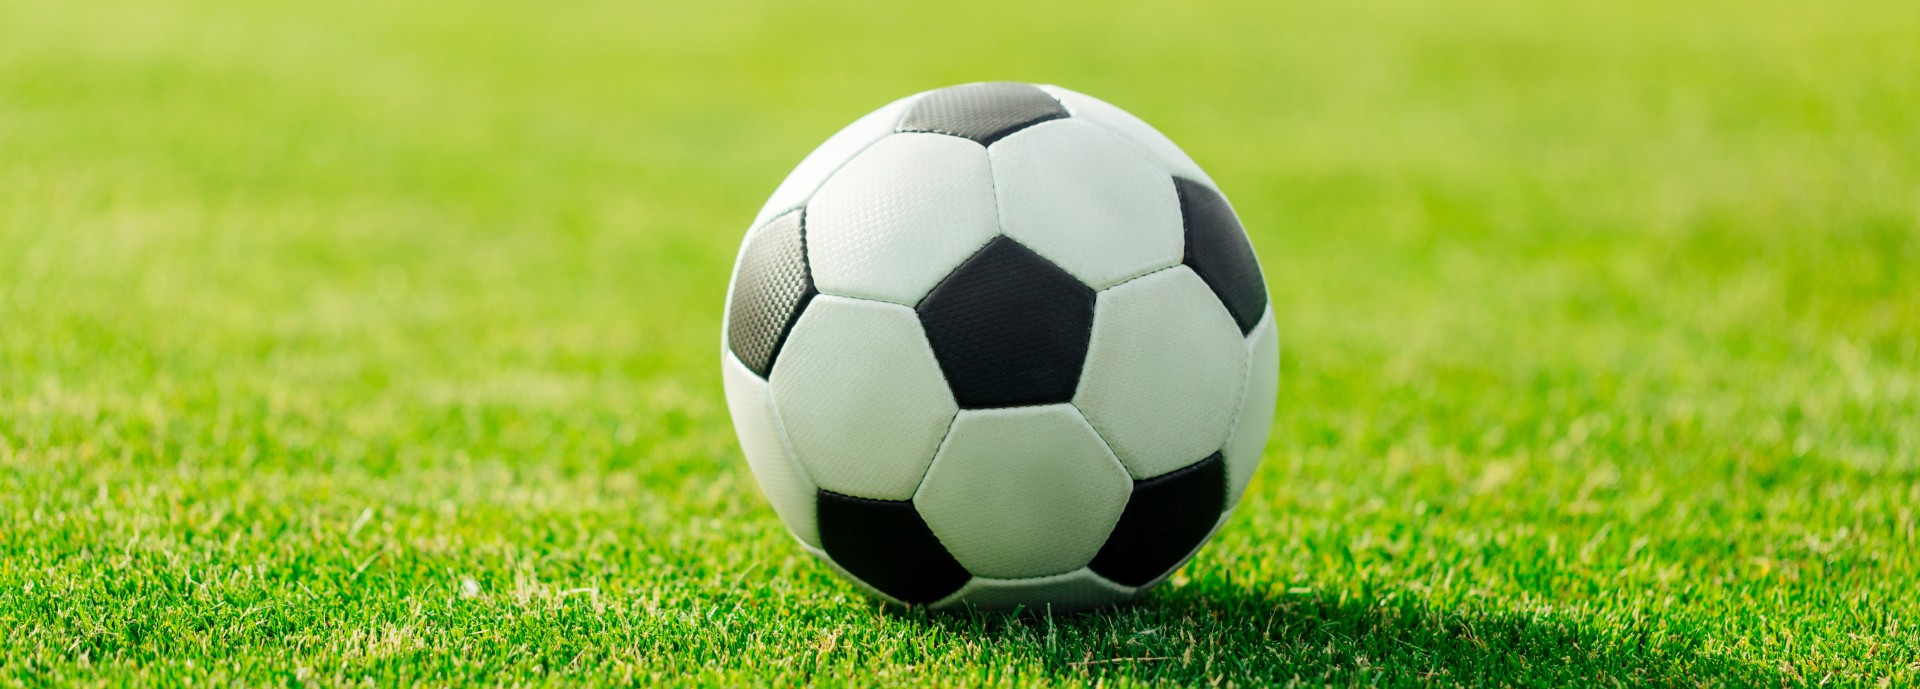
xmin=931 ymin=567 xmax=1136 ymax=613
xmin=725 ymin=210 xmax=814 ymax=378
xmin=806 ymin=133 xmax=1001 ymax=306
xmin=990 ymin=119 xmax=1184 ymax=290
xmin=729 ymin=84 xmax=1272 ymax=607
xmin=753 ymin=94 xmax=918 ymax=230
xmin=1037 ymin=85 xmax=1213 ymax=185
xmin=914 ymin=404 xmax=1132 ymax=579
xmin=1223 ymin=307 xmax=1279 ymax=508
xmin=896 ymin=82 xmax=1067 ymax=145
xmin=720 ymin=351 xmax=821 ymax=547
xmin=1089 ymin=452 xmax=1226 ymax=587
xmin=1135 ymin=509 xmax=1231 ymax=592
xmin=1075 ymin=266 xmax=1247 ymax=479
xmin=770 ymin=295 xmax=957 ymax=501
xmin=802 ymin=544 xmax=902 ymax=605
xmin=916 ymin=237 xmax=1095 ymax=409
xmin=1176 ymin=177 xmax=1267 ymax=334
xmin=818 ymin=491 xmax=971 ymax=604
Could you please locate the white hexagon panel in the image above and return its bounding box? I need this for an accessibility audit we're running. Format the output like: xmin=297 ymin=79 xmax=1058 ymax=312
xmin=988 ymin=119 xmax=1185 ymax=290
xmin=913 ymin=404 xmax=1133 ymax=579
xmin=1037 ymin=84 xmax=1214 ymax=186
xmin=769 ymin=295 xmax=958 ymax=501
xmin=1074 ymin=266 xmax=1249 ymax=480
xmin=805 ymin=133 xmax=1001 ymax=306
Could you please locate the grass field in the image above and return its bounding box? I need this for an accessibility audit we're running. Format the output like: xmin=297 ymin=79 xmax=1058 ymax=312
xmin=3 ymin=0 xmax=1917 ymax=685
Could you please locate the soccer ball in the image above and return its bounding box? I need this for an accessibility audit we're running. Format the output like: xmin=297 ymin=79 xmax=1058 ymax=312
xmin=721 ymin=82 xmax=1278 ymax=611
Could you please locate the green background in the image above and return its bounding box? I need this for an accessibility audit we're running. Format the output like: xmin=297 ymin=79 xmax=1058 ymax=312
xmin=3 ymin=0 xmax=1915 ymax=685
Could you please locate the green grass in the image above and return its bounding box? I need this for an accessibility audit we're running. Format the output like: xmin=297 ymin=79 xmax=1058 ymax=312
xmin=2 ymin=0 xmax=1917 ymax=685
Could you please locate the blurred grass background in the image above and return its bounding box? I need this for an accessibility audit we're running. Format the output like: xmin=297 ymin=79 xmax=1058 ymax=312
xmin=2 ymin=0 xmax=1916 ymax=685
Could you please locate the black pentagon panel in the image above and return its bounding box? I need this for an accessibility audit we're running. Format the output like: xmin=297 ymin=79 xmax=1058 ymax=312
xmin=917 ymin=237 xmax=1095 ymax=409
xmin=897 ymin=82 xmax=1069 ymax=146
xmin=816 ymin=490 xmax=970 ymax=604
xmin=1089 ymin=452 xmax=1227 ymax=587
xmin=1176 ymin=178 xmax=1267 ymax=334
xmin=727 ymin=211 xmax=816 ymax=378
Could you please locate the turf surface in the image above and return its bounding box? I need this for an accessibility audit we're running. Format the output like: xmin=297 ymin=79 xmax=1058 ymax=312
xmin=2 ymin=0 xmax=1916 ymax=685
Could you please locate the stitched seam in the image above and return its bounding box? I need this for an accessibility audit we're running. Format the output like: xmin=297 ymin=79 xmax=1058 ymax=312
xmin=898 ymin=393 xmax=960 ymax=506
xmin=1068 ymin=395 xmax=1135 ymax=480
xmin=907 ymin=404 xmax=1107 ymax=582
xmin=909 ymin=232 xmax=1000 ymax=311
xmin=759 ymin=93 xmax=925 ymax=230
xmin=752 ymin=352 xmax=820 ymax=490
xmin=759 ymin=211 xmax=816 ymax=375
xmin=1097 ymin=261 xmax=1186 ymax=295
xmin=1066 ymin=107 xmax=1200 ymax=183
xmin=907 ymin=136 xmax=1004 ymax=314
xmin=1035 ymin=84 xmax=1207 ymax=225
xmin=1218 ymin=308 xmax=1275 ymax=461
xmin=906 ymin=403 xmax=960 ymax=504
xmin=898 ymin=110 xmax=1067 ymax=146
xmin=726 ymin=349 xmax=827 ymax=547
xmin=781 ymin=294 xmax=952 ymax=504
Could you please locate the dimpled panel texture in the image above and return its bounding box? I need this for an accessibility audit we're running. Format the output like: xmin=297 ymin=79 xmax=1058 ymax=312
xmin=725 ymin=210 xmax=814 ymax=378
xmin=990 ymin=119 xmax=1185 ymax=290
xmin=752 ymin=94 xmax=917 ymax=230
xmin=896 ymin=82 xmax=1068 ymax=145
xmin=1089 ymin=453 xmax=1227 ymax=587
xmin=733 ymin=83 xmax=1270 ymax=610
xmin=806 ymin=134 xmax=1001 ymax=305
xmin=916 ymin=237 xmax=1096 ymax=409
xmin=913 ymin=404 xmax=1133 ymax=579
xmin=931 ymin=568 xmax=1136 ymax=613
xmin=1176 ymin=177 xmax=1267 ymax=334
xmin=1037 ymin=85 xmax=1213 ymax=186
xmin=1075 ymin=266 xmax=1247 ymax=479
xmin=721 ymin=351 xmax=821 ymax=547
xmin=817 ymin=491 xmax=971 ymax=604
xmin=1223 ymin=307 xmax=1280 ymax=508
xmin=770 ymin=296 xmax=958 ymax=501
